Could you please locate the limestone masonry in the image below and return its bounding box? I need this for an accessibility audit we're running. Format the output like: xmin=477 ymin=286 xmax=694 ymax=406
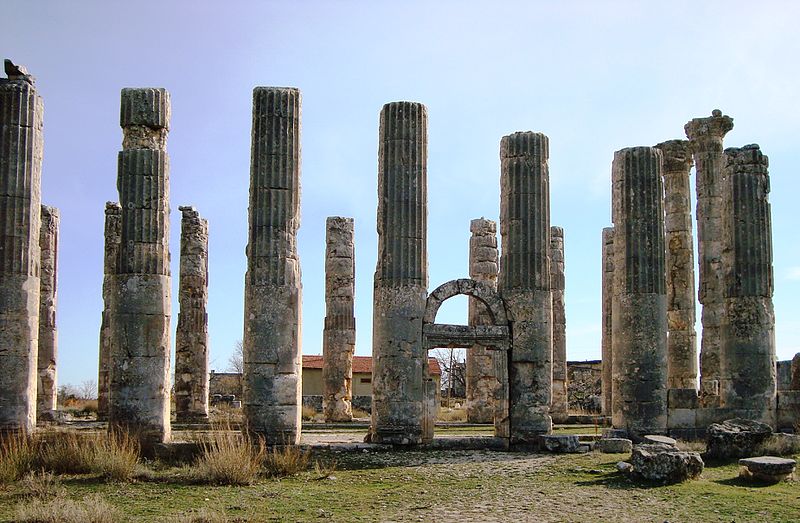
xmin=37 ymin=205 xmax=59 ymax=419
xmin=97 ymin=202 xmax=121 ymax=421
xmin=550 ymin=226 xmax=568 ymax=423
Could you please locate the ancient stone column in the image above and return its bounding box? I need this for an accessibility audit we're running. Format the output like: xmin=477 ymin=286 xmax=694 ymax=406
xmin=108 ymin=88 xmax=171 ymax=444
xmin=611 ymin=146 xmax=668 ymax=437
xmin=322 ymin=216 xmax=355 ymax=422
xmin=370 ymin=101 xmax=428 ymax=445
xmin=601 ymin=227 xmax=614 ymax=417
xmin=466 ymin=218 xmax=498 ymax=423
xmin=499 ymin=131 xmax=553 ymax=442
xmin=175 ymin=206 xmax=209 ymax=421
xmin=243 ymin=87 xmax=302 ymax=445
xmin=655 ymin=140 xmax=697 ymax=390
xmin=685 ymin=110 xmax=733 ymax=401
xmin=550 ymin=226 xmax=568 ymax=423
xmin=720 ymin=145 xmax=775 ymax=424
xmin=37 ymin=205 xmax=59 ymax=419
xmin=0 ymin=60 xmax=42 ymax=434
xmin=97 ymin=202 xmax=121 ymax=421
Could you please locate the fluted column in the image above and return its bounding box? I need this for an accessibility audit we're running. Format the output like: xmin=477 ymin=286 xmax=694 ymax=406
xmin=243 ymin=87 xmax=302 ymax=445
xmin=611 ymin=146 xmax=668 ymax=437
xmin=601 ymin=227 xmax=614 ymax=416
xmin=499 ymin=131 xmax=553 ymax=442
xmin=466 ymin=218 xmax=498 ymax=423
xmin=97 ymin=202 xmax=121 ymax=421
xmin=0 ymin=61 xmax=42 ymax=433
xmin=685 ymin=110 xmax=733 ymax=401
xmin=655 ymin=140 xmax=697 ymax=390
xmin=720 ymin=145 xmax=775 ymax=424
xmin=37 ymin=205 xmax=59 ymax=418
xmin=322 ymin=216 xmax=355 ymax=422
xmin=108 ymin=88 xmax=172 ymax=444
xmin=550 ymin=226 xmax=568 ymax=423
xmin=370 ymin=101 xmax=428 ymax=445
xmin=175 ymin=206 xmax=209 ymax=421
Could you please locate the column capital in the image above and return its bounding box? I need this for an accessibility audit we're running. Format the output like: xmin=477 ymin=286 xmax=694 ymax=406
xmin=655 ymin=139 xmax=693 ymax=173
xmin=684 ymin=110 xmax=734 ymax=150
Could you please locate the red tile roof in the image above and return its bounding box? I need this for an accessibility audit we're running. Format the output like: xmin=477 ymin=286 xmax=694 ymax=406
xmin=302 ymin=355 xmax=441 ymax=376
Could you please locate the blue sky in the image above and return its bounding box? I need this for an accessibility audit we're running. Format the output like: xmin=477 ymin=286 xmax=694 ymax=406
xmin=3 ymin=1 xmax=799 ymax=388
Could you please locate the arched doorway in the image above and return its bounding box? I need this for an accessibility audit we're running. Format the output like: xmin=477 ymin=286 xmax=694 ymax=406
xmin=422 ymin=278 xmax=510 ymax=443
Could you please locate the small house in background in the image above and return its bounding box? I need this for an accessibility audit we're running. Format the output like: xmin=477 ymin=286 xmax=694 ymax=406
xmin=209 ymin=356 xmax=442 ymax=414
xmin=302 ymin=355 xmax=442 ymax=413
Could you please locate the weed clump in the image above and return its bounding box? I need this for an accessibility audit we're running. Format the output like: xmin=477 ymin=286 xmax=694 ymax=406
xmin=194 ymin=426 xmax=265 ymax=485
xmin=264 ymin=444 xmax=310 ymax=477
xmin=0 ymin=432 xmax=36 ymax=483
xmin=14 ymin=494 xmax=123 ymax=523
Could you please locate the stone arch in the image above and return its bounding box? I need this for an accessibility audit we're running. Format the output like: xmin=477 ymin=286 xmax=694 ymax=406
xmin=423 ymin=278 xmax=508 ymax=326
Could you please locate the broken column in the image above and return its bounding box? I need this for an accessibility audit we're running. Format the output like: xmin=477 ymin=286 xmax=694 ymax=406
xmin=243 ymin=87 xmax=302 ymax=444
xmin=37 ymin=205 xmax=59 ymax=419
xmin=97 ymin=202 xmax=121 ymax=421
xmin=0 ymin=60 xmax=42 ymax=433
xmin=370 ymin=101 xmax=429 ymax=445
xmin=685 ymin=110 xmax=734 ymax=401
xmin=108 ymin=88 xmax=172 ymax=444
xmin=601 ymin=227 xmax=614 ymax=417
xmin=499 ymin=131 xmax=553 ymax=442
xmin=611 ymin=146 xmax=668 ymax=437
xmin=720 ymin=145 xmax=776 ymax=424
xmin=466 ymin=218 xmax=499 ymax=423
xmin=550 ymin=226 xmax=568 ymax=423
xmin=655 ymin=140 xmax=698 ymax=390
xmin=175 ymin=206 xmax=209 ymax=421
xmin=322 ymin=216 xmax=356 ymax=422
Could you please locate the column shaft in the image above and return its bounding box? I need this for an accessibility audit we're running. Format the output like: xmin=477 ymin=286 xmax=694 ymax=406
xmin=611 ymin=146 xmax=668 ymax=437
xmin=466 ymin=218 xmax=498 ymax=423
xmin=322 ymin=217 xmax=355 ymax=422
xmin=175 ymin=206 xmax=209 ymax=421
xmin=37 ymin=205 xmax=59 ymax=418
xmin=370 ymin=101 xmax=428 ymax=445
xmin=0 ymin=62 xmax=42 ymax=433
xmin=499 ymin=131 xmax=553 ymax=442
xmin=550 ymin=226 xmax=568 ymax=423
xmin=601 ymin=227 xmax=614 ymax=416
xmin=243 ymin=87 xmax=302 ymax=445
xmin=97 ymin=202 xmax=121 ymax=421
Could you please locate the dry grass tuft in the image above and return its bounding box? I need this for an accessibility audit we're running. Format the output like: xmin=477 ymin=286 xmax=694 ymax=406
xmin=301 ymin=405 xmax=322 ymax=422
xmin=14 ymin=494 xmax=123 ymax=523
xmin=351 ymin=408 xmax=370 ymax=419
xmin=313 ymin=458 xmax=337 ymax=479
xmin=94 ymin=429 xmax=140 ymax=481
xmin=168 ymin=508 xmax=235 ymax=523
xmin=264 ymin=445 xmax=310 ymax=477
xmin=36 ymin=429 xmax=96 ymax=474
xmin=193 ymin=426 xmax=265 ymax=485
xmin=19 ymin=470 xmax=66 ymax=500
xmin=0 ymin=432 xmax=36 ymax=483
xmin=437 ymin=406 xmax=467 ymax=422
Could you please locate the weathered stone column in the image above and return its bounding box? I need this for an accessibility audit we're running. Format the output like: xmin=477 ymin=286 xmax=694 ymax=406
xmin=499 ymin=131 xmax=553 ymax=442
xmin=601 ymin=227 xmax=614 ymax=416
xmin=370 ymin=101 xmax=428 ymax=445
xmin=97 ymin=202 xmax=121 ymax=421
xmin=0 ymin=60 xmax=42 ymax=434
xmin=37 ymin=205 xmax=59 ymax=419
xmin=466 ymin=218 xmax=498 ymax=423
xmin=108 ymin=88 xmax=172 ymax=444
xmin=322 ymin=216 xmax=355 ymax=422
xmin=175 ymin=206 xmax=209 ymax=421
xmin=685 ymin=110 xmax=733 ymax=401
xmin=550 ymin=226 xmax=568 ymax=423
xmin=243 ymin=87 xmax=302 ymax=445
xmin=611 ymin=146 xmax=668 ymax=437
xmin=655 ymin=140 xmax=697 ymax=390
xmin=720 ymin=145 xmax=775 ymax=424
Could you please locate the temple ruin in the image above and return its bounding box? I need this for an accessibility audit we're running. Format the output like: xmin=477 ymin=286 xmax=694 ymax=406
xmin=37 ymin=205 xmax=59 ymax=419
xmin=322 ymin=216 xmax=356 ymax=422
xmin=175 ymin=206 xmax=210 ymax=421
xmin=97 ymin=201 xmax=121 ymax=421
xmin=550 ymin=226 xmax=568 ymax=423
xmin=242 ymin=87 xmax=303 ymax=445
xmin=0 ymin=60 xmax=42 ymax=434
xmin=107 ymin=88 xmax=172 ymax=444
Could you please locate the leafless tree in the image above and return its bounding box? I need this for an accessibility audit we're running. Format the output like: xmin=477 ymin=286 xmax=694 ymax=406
xmin=78 ymin=379 xmax=98 ymax=400
xmin=227 ymin=339 xmax=244 ymax=374
xmin=432 ymin=348 xmax=466 ymax=405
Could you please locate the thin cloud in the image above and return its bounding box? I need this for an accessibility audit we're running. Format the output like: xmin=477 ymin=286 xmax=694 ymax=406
xmin=787 ymin=267 xmax=800 ymax=281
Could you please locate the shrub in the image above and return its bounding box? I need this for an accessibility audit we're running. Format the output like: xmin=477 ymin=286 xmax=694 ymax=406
xmin=264 ymin=445 xmax=310 ymax=477
xmin=194 ymin=427 xmax=265 ymax=485
xmin=0 ymin=432 xmax=35 ymax=483
xmin=14 ymin=494 xmax=123 ymax=523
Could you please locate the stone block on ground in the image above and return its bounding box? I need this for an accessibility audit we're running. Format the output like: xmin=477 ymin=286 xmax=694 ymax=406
xmin=739 ymin=456 xmax=796 ymax=483
xmin=597 ymin=438 xmax=632 ymax=453
xmin=539 ymin=434 xmax=580 ymax=453
xmin=630 ymin=443 xmax=704 ymax=483
xmin=706 ymin=418 xmax=773 ymax=459
xmin=644 ymin=434 xmax=677 ymax=447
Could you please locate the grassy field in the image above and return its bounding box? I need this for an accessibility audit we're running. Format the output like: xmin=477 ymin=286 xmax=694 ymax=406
xmin=1 ymin=438 xmax=798 ymax=522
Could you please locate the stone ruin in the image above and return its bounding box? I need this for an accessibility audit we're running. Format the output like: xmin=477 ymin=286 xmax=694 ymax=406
xmin=1 ymin=59 xmax=796 ymax=448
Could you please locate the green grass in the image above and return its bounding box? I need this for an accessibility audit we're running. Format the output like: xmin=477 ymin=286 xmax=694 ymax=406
xmin=2 ymin=441 xmax=798 ymax=522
